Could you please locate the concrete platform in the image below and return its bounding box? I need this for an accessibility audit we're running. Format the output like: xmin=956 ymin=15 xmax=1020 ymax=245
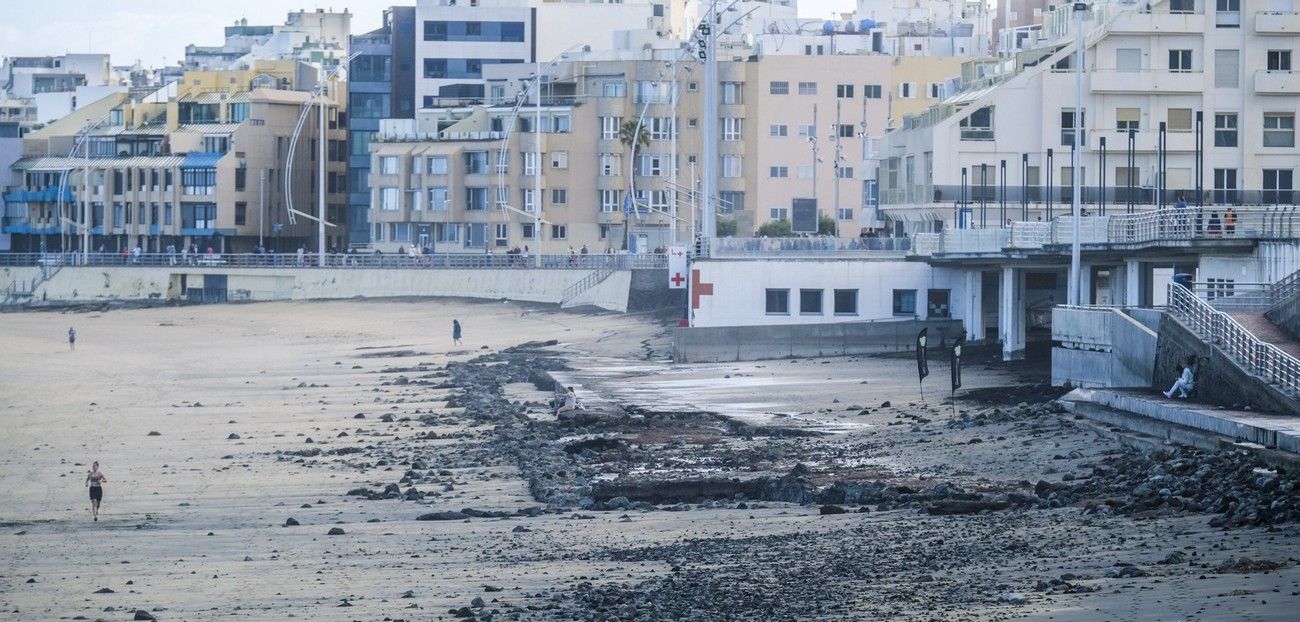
xmin=1061 ymin=388 xmax=1300 ymax=455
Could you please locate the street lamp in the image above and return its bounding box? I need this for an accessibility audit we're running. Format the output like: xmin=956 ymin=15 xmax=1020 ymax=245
xmin=1067 ymin=1 xmax=1088 ymax=306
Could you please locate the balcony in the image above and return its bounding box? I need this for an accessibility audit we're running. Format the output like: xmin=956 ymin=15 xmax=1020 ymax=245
xmin=1255 ymin=11 xmax=1300 ymax=34
xmin=1090 ymin=69 xmax=1204 ymax=93
xmin=1254 ymin=70 xmax=1300 ymax=95
xmin=1107 ymin=11 xmax=1203 ymax=35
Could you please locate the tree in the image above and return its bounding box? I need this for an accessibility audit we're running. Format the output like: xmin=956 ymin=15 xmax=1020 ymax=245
xmin=817 ymin=213 xmax=838 ymax=236
xmin=618 ymin=119 xmax=650 ymax=250
xmin=756 ymin=219 xmax=793 ymax=237
xmin=715 ymin=216 xmax=737 ymax=238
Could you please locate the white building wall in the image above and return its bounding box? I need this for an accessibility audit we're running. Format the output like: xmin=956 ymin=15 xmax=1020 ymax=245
xmin=690 ymin=258 xmax=969 ymax=327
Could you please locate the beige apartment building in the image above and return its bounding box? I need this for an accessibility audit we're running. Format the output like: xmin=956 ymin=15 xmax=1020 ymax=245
xmin=365 ymin=52 xmax=973 ymax=253
xmin=7 ymin=61 xmax=346 ymax=253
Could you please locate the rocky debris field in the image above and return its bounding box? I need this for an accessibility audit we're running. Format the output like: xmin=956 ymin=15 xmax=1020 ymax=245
xmin=263 ymin=339 xmax=1300 ymax=621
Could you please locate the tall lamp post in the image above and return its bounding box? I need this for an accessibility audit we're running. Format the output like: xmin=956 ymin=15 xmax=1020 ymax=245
xmin=1068 ymin=1 xmax=1088 ymax=305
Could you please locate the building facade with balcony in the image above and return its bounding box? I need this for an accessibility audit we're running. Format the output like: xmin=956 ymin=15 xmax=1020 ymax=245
xmin=4 ymin=66 xmax=346 ymax=254
xmin=880 ymin=0 xmax=1300 ymax=235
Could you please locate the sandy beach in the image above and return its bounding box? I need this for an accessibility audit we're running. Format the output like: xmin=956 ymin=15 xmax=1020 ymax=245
xmin=2 ymin=300 xmax=1298 ymax=621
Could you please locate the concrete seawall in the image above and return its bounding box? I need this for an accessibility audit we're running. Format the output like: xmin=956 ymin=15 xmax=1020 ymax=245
xmin=3 ymin=266 xmax=637 ymax=311
xmin=673 ymin=318 xmax=964 ymax=363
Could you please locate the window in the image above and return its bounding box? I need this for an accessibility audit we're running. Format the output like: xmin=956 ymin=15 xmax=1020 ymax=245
xmin=634 ymin=80 xmax=670 ymax=104
xmin=1213 ymin=168 xmax=1238 ymax=204
xmin=522 ymin=151 xmax=539 ymax=175
xmin=769 ymin=207 xmax=788 ymax=220
xmin=838 ymin=124 xmax=854 ymax=138
xmin=892 ymin=289 xmax=917 ymax=315
xmin=464 ymin=223 xmax=487 ymax=248
xmin=721 ymin=82 xmax=743 ymax=105
xmin=770 ymin=166 xmax=789 ymax=178
xmin=234 ymin=167 xmax=246 ymax=191
xmin=521 ymin=188 xmax=537 ymax=212
xmin=1264 ymin=113 xmax=1295 ymax=147
xmin=601 ymin=116 xmax=621 ymax=140
xmin=798 ymin=81 xmax=816 ymax=95
xmin=1216 ymin=0 xmax=1241 ymax=27
xmin=1061 ymin=109 xmax=1085 ymax=146
xmin=494 ymin=223 xmax=509 ymax=247
xmin=428 ymin=187 xmax=448 ymax=211
xmin=960 ymin=106 xmax=994 ymax=140
xmin=637 ymin=153 xmax=665 ymax=176
xmin=1169 ymin=49 xmax=1192 ymax=73
xmin=350 ymin=92 xmax=390 ymax=119
xmin=1268 ymin=50 xmax=1293 ymax=72
xmin=1264 ymin=169 xmax=1294 ymax=204
xmin=163 ymin=203 xmax=173 ymax=226
xmin=380 ymin=187 xmax=400 ymax=211
xmin=550 ymin=224 xmax=567 ymax=240
xmin=234 ymin=202 xmax=247 ymax=226
xmin=1116 ymin=48 xmax=1141 ymax=72
xmin=428 ymin=156 xmax=448 ymax=175
xmin=599 ymin=153 xmax=621 ymax=177
xmin=522 ymin=223 xmax=535 ymax=239
xmin=765 ymin=289 xmax=790 ymax=314
xmin=602 ymin=81 xmax=626 ymax=98
xmin=836 ymin=84 xmax=854 ymax=98
xmin=1116 ymin=107 xmax=1140 ymax=132
xmin=770 ymin=124 xmax=788 ymax=137
xmin=648 ymin=117 xmax=676 ymax=140
xmin=137 ymin=204 xmax=146 ymax=225
xmin=181 ymin=168 xmax=216 ymax=195
xmin=864 ymin=84 xmax=882 ymax=98
xmin=833 ymin=289 xmax=858 ymax=315
xmin=770 ymin=81 xmax=789 ymax=95
xmin=550 ymin=188 xmax=567 ymax=205
xmin=719 ymin=191 xmax=744 ymax=214
xmin=799 ymin=289 xmax=823 ymax=315
xmin=1215 ymin=113 xmax=1238 ymax=146
xmin=927 ymin=83 xmax=943 ymax=99
xmin=722 ymin=155 xmax=742 ymax=178
xmin=1214 ymin=49 xmax=1239 ymax=88
xmin=1168 ymin=108 xmax=1193 ymax=132
xmin=600 ymin=190 xmax=621 ymax=213
xmin=798 ymin=124 xmax=814 ymax=139
xmin=466 ymin=187 xmax=488 ymax=210
xmin=598 ymin=224 xmax=611 ymax=240
xmin=1169 ymin=0 xmax=1195 ymax=13
xmin=723 ymin=118 xmax=743 ymax=141
xmin=899 ymin=82 xmax=915 ymax=98
xmin=837 ymin=166 xmax=854 ymax=179
xmin=181 ymin=202 xmax=216 ymax=229
xmin=464 ymin=151 xmax=488 ymax=174
xmin=380 ymin=156 xmax=399 ymax=175
xmin=435 ymin=223 xmax=458 ymax=243
xmin=927 ymin=290 xmax=952 ymax=318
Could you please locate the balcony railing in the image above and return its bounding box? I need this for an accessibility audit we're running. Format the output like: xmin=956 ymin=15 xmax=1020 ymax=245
xmin=0 ymin=251 xmax=668 ymax=270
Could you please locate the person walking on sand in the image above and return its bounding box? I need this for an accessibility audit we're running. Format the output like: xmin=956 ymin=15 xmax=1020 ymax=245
xmin=68 ymin=326 xmax=76 ymax=350
xmin=86 ymin=461 xmax=107 ymax=521
xmin=452 ymin=319 xmax=463 ymax=345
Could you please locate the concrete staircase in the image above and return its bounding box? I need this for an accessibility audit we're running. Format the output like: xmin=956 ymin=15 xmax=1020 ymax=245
xmin=558 ymin=259 xmax=618 ymax=308
xmin=2 ymin=264 xmax=61 ymax=305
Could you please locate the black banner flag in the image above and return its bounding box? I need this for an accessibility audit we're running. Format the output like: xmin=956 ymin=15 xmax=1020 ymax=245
xmin=950 ymin=335 xmax=964 ymax=393
xmin=916 ymin=328 xmax=929 ymax=382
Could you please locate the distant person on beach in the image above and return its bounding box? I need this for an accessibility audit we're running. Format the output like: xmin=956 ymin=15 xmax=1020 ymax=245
xmin=556 ymin=386 xmax=581 ymax=415
xmin=67 ymin=326 xmax=76 ymax=350
xmin=1163 ymin=357 xmax=1196 ymax=399
xmin=86 ymin=461 xmax=107 ymax=521
xmin=452 ymin=319 xmax=462 ymax=345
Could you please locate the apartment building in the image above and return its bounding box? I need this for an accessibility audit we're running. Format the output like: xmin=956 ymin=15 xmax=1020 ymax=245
xmin=184 ymin=9 xmax=353 ymax=71
xmin=3 ymin=62 xmax=345 ymax=253
xmin=879 ymin=0 xmax=1300 ymax=232
xmin=363 ymin=50 xmax=969 ymax=253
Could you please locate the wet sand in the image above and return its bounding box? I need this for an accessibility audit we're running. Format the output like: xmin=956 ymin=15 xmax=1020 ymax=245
xmin=1 ymin=300 xmax=1297 ymax=621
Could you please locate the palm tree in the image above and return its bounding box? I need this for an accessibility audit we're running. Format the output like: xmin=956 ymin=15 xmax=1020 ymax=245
xmin=619 ymin=119 xmax=650 ymax=250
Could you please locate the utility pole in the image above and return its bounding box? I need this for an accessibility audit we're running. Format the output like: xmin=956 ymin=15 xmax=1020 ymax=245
xmin=811 ymin=104 xmax=819 ymax=212
xmin=700 ymin=2 xmax=718 ymax=239
xmin=82 ymin=130 xmax=91 ymax=264
xmin=534 ymin=60 xmax=543 ymax=266
xmin=1068 ymin=2 xmax=1086 ymax=305
xmin=317 ymin=80 xmax=327 ymax=266
xmin=833 ymin=99 xmax=842 ymax=232
xmin=259 ymin=170 xmax=266 ymax=248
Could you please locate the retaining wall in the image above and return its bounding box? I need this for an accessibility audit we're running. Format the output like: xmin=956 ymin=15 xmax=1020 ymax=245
xmin=672 ymin=318 xmax=965 ymax=363
xmin=1153 ymin=313 xmax=1300 ymax=416
xmin=7 ymin=266 xmax=631 ymax=310
xmin=1051 ymin=307 xmax=1157 ymax=388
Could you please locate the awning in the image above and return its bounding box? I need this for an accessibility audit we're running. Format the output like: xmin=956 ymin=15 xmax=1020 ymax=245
xmin=180 ymin=152 xmax=226 ymax=169
xmin=881 ymin=208 xmax=943 ymax=223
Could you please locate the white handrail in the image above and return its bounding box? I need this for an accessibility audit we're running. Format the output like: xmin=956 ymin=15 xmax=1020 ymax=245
xmin=1166 ymin=282 xmax=1300 ymax=396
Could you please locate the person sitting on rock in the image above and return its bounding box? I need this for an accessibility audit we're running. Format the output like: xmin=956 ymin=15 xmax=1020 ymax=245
xmin=1163 ymin=359 xmax=1195 ymax=399
xmin=556 ymin=386 xmax=581 ymax=416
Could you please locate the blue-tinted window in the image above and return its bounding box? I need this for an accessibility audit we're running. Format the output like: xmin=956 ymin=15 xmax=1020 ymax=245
xmin=423 ymin=20 xmax=526 ymax=42
xmin=423 ymin=58 xmax=522 ymax=80
xmin=350 ymin=93 xmax=390 ymax=119
xmin=351 ymin=55 xmax=391 ymax=82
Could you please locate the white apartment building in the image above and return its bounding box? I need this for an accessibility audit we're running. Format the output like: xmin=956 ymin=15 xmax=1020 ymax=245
xmin=184 ymin=10 xmax=353 ymax=71
xmin=880 ymin=0 xmax=1300 ymax=233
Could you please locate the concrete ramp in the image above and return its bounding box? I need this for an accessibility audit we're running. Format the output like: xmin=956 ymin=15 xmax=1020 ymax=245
xmin=1061 ymin=388 xmax=1300 ymax=456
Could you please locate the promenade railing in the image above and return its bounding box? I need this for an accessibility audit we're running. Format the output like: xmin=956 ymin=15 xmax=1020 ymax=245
xmin=1166 ymin=281 xmax=1300 ymax=396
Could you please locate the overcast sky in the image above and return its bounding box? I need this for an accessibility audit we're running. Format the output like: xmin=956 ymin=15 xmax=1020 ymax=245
xmin=0 ymin=0 xmax=857 ymax=67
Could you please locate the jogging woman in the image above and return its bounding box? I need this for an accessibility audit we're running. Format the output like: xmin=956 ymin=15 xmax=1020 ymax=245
xmin=86 ymin=461 xmax=107 ymax=521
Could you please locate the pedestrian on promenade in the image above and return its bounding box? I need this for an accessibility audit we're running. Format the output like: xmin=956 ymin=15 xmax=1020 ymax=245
xmin=453 ymin=319 xmax=463 ymax=345
xmin=86 ymin=461 xmax=107 ymax=521
xmin=68 ymin=326 xmax=76 ymax=351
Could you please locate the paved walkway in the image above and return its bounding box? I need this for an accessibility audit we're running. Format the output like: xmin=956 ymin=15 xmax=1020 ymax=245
xmin=1230 ymin=312 xmax=1300 ymax=360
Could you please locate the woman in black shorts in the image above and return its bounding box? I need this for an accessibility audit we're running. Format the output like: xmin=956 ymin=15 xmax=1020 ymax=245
xmin=86 ymin=461 xmax=107 ymax=521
